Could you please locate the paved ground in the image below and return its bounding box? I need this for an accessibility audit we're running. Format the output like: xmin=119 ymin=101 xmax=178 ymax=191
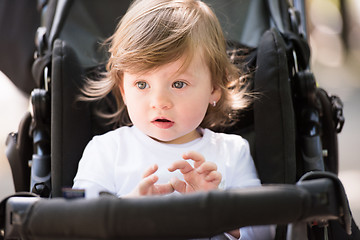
xmin=1 ymin=54 xmax=360 ymax=226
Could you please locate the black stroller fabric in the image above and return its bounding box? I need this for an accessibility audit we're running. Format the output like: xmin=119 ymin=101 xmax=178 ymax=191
xmin=51 ymin=39 xmax=93 ymax=197
xmin=0 ymin=0 xmax=40 ymax=94
xmin=253 ymin=28 xmax=296 ymax=185
xmin=48 ymin=25 xmax=297 ymax=197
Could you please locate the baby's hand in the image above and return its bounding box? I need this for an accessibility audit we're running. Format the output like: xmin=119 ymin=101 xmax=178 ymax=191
xmin=168 ymin=151 xmax=222 ymax=193
xmin=126 ymin=164 xmax=174 ymax=197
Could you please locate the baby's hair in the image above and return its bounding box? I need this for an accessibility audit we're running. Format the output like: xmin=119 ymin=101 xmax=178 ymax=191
xmin=81 ymin=0 xmax=252 ymax=130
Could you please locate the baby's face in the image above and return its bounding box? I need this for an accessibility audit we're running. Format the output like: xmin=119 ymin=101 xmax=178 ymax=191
xmin=120 ymin=53 xmax=221 ymax=144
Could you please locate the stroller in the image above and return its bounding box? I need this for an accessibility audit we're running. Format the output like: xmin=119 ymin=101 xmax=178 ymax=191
xmin=1 ymin=0 xmax=359 ymax=239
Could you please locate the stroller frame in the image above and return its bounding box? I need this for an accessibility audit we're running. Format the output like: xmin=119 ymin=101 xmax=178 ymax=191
xmin=1 ymin=0 xmax=358 ymax=239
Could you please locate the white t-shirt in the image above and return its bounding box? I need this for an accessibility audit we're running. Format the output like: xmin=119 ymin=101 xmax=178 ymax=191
xmin=73 ymin=126 xmax=274 ymax=240
xmin=73 ymin=126 xmax=260 ymax=196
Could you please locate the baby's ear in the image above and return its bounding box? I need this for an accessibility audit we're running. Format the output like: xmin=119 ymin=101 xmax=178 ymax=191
xmin=210 ymin=85 xmax=221 ymax=104
xmin=119 ymin=84 xmax=127 ymax=105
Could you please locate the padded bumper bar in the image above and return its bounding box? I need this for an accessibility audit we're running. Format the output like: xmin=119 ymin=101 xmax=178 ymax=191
xmin=3 ymin=173 xmax=349 ymax=240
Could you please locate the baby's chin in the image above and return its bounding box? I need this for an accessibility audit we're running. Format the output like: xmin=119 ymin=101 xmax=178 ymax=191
xmin=145 ymin=128 xmax=200 ymax=144
xmin=149 ymin=135 xmax=180 ymax=144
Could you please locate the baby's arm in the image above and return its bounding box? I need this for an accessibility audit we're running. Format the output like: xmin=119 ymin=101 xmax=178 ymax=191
xmin=168 ymin=151 xmax=222 ymax=193
xmin=125 ymin=164 xmax=174 ymax=197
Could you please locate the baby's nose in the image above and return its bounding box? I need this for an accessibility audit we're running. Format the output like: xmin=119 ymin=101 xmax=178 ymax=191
xmin=150 ymin=91 xmax=173 ymax=110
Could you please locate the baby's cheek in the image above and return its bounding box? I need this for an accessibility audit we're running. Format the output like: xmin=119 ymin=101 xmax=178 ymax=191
xmin=182 ymin=110 xmax=207 ymax=130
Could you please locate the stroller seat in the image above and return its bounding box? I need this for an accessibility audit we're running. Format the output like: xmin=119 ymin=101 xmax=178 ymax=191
xmin=1 ymin=0 xmax=359 ymax=239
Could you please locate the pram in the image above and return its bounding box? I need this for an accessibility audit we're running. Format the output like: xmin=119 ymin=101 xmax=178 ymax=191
xmin=1 ymin=0 xmax=359 ymax=239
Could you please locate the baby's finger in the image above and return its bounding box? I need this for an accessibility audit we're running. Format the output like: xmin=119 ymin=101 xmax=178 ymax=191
xmin=196 ymin=161 xmax=217 ymax=174
xmin=138 ymin=174 xmax=158 ymax=195
xmin=170 ymin=177 xmax=187 ymax=193
xmin=204 ymin=171 xmax=222 ymax=184
xmin=154 ymin=183 xmax=175 ymax=195
xmin=182 ymin=151 xmax=205 ymax=168
xmin=142 ymin=164 xmax=158 ymax=178
xmin=168 ymin=160 xmax=193 ymax=174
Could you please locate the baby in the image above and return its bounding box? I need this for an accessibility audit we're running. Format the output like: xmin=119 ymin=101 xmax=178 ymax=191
xmin=73 ymin=0 xmax=273 ymax=239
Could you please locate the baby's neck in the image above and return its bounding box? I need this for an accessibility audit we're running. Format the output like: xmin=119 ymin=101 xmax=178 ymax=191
xmin=152 ymin=128 xmax=203 ymax=145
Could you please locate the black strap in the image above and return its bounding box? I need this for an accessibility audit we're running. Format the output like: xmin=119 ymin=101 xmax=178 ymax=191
xmin=31 ymin=52 xmax=52 ymax=88
xmin=317 ymin=88 xmax=340 ymax=174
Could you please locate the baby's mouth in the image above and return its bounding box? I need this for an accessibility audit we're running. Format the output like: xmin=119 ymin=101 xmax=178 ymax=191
xmin=152 ymin=118 xmax=174 ymax=129
xmin=155 ymin=118 xmax=171 ymax=122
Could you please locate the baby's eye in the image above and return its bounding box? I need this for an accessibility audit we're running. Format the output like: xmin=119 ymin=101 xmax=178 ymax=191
xmin=136 ymin=81 xmax=149 ymax=89
xmin=172 ymin=81 xmax=187 ymax=89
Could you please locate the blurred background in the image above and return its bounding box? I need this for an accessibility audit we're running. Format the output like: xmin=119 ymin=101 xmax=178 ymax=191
xmin=1 ymin=0 xmax=360 ymax=226
xmin=307 ymin=0 xmax=360 ymax=224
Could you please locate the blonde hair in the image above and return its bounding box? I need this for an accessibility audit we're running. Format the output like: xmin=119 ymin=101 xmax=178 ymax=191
xmin=82 ymin=0 xmax=251 ymax=130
